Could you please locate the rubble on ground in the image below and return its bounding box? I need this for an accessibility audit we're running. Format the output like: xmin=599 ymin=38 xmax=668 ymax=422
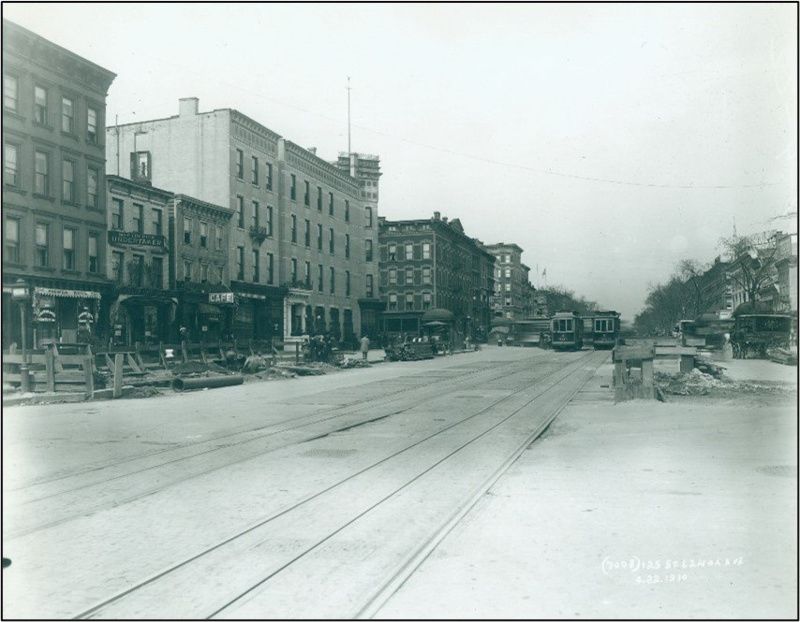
xmin=655 ymin=368 xmax=792 ymax=397
xmin=337 ymin=358 xmax=370 ymax=369
xmin=170 ymin=361 xmax=232 ymax=376
xmin=241 ymin=355 xmax=270 ymax=374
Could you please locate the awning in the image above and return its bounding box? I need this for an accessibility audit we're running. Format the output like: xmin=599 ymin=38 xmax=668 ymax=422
xmin=490 ymin=326 xmax=510 ymax=334
xmin=197 ymin=303 xmax=223 ymax=316
xmin=34 ymin=287 xmax=101 ymax=300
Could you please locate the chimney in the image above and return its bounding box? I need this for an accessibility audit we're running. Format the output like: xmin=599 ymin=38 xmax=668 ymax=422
xmin=442 ymin=216 xmax=448 ymax=223
xmin=179 ymin=97 xmax=199 ymax=117
xmin=433 ymin=211 xmax=441 ymax=221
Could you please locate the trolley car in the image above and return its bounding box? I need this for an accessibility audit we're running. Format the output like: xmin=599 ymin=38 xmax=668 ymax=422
xmin=731 ymin=313 xmax=793 ymax=359
xmin=551 ymin=311 xmax=583 ymax=350
xmin=589 ymin=310 xmax=620 ymax=349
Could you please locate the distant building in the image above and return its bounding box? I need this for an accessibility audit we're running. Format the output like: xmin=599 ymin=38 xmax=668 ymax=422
xmin=696 ymin=256 xmax=732 ymax=315
xmin=106 ymin=98 xmax=377 ymax=346
xmin=774 ymin=232 xmax=797 ymax=312
xmin=378 ymin=212 xmax=495 ymax=341
xmin=484 ymin=243 xmax=534 ymax=321
xmin=2 ymin=19 xmax=116 ymax=348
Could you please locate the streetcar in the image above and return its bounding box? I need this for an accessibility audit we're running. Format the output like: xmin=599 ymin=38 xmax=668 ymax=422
xmin=589 ymin=310 xmax=620 ymax=349
xmin=514 ymin=318 xmax=551 ymax=348
xmin=550 ymin=311 xmax=583 ymax=350
xmin=731 ymin=313 xmax=793 ymax=359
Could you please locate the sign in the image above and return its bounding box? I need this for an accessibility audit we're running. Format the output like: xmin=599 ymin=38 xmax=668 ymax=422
xmin=36 ymin=309 xmax=56 ymax=323
xmin=34 ymin=287 xmax=101 ymax=300
xmin=108 ymin=230 xmax=166 ymax=250
xmin=209 ymin=292 xmax=235 ymax=304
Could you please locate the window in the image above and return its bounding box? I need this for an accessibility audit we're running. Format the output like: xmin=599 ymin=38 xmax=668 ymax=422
xmin=111 ymin=198 xmax=123 ymax=230
xmin=290 ymin=174 xmax=296 ymax=200
xmin=236 ymin=246 xmax=245 ymax=280
xmin=422 ymin=266 xmax=431 ymax=284
xmin=251 ymin=156 xmax=258 ymax=184
xmin=505 ymin=283 xmax=511 ymax=292
xmin=252 ymin=201 xmax=259 ymax=228
xmin=422 ymin=292 xmax=432 ymax=309
xmin=62 ymin=160 xmax=75 ymax=202
xmin=304 ymin=180 xmax=310 ymax=206
xmin=317 ymin=224 xmax=323 ymax=250
xmin=388 ymin=244 xmax=396 ymax=261
xmin=422 ymin=243 xmax=431 ymax=259
xmin=88 ymin=233 xmax=98 ymax=273
xmin=328 ymin=192 xmax=334 ymax=216
xmin=291 ymin=257 xmax=298 ymax=282
xmin=266 ymin=163 xmax=273 ymax=190
xmin=34 ymin=150 xmax=49 ymax=195
xmin=4 ymin=143 xmax=19 ymax=186
xmin=152 ymin=208 xmax=163 ymax=236
xmin=388 ymin=293 xmax=397 ymax=310
xmin=131 ymin=254 xmax=145 ymax=287
xmin=183 ymin=259 xmax=193 ymax=282
xmin=365 ymin=239 xmax=373 ymax=262
xmin=405 ymin=292 xmax=414 ymax=310
xmin=35 ymin=223 xmax=49 ymax=267
xmin=87 ymin=167 xmax=98 ymax=207
xmin=236 ymin=195 xmax=245 ymax=228
xmin=317 ymin=186 xmax=323 ymax=211
xmin=112 ymin=251 xmax=124 ymax=281
xmin=365 ymin=206 xmax=373 ymax=227
xmin=304 ymin=219 xmax=310 ymax=247
xmin=267 ymin=253 xmax=274 ymax=284
xmin=3 ymin=75 xmax=18 ymax=112
xmin=330 ymin=267 xmax=335 ymax=293
xmin=216 ymin=224 xmax=223 ymax=250
xmin=132 ymin=151 xmax=150 ymax=179
xmin=252 ymin=250 xmax=260 ymax=282
xmin=151 ymin=256 xmax=164 ymax=287
xmin=329 ymin=228 xmax=335 ymax=254
xmin=62 ymin=228 xmax=75 ymax=270
xmin=87 ymin=107 xmax=98 ymax=143
xmin=217 ymin=265 xmax=224 ymax=284
xmin=406 ymin=269 xmax=414 ymax=285
xmin=200 ymin=222 xmax=208 ymax=248
xmin=235 ymin=149 xmax=244 ymax=179
xmin=317 ymin=264 xmax=324 ymax=292
xmin=34 ymin=86 xmax=48 ymax=125
xmin=4 ymin=217 xmax=20 ymax=263
xmin=133 ymin=204 xmax=144 ymax=234
xmin=406 ymin=244 xmax=414 ymax=260
xmin=366 ymin=274 xmax=374 ymax=297
xmin=266 ymin=206 xmax=273 ymax=236
xmin=183 ymin=217 xmax=192 ymax=244
xmin=345 ymin=270 xmax=351 ymax=296
xmin=389 ymin=268 xmax=397 ymax=285
xmin=504 ymin=267 xmax=511 ymax=278
xmin=60 ymin=97 xmax=75 ymax=133
xmin=345 ymin=200 xmax=350 ymax=222
xmin=345 ymin=234 xmax=350 ymax=259
xmin=291 ymin=214 xmax=297 ymax=243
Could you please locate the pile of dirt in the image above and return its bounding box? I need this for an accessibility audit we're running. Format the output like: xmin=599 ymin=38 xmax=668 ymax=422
xmin=127 ymin=386 xmax=163 ymax=399
xmin=337 ymin=358 xmax=370 ymax=369
xmin=170 ymin=361 xmax=231 ymax=376
xmin=655 ymin=369 xmax=791 ymax=397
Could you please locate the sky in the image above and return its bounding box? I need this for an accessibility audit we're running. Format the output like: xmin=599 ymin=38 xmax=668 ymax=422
xmin=4 ymin=3 xmax=797 ymax=319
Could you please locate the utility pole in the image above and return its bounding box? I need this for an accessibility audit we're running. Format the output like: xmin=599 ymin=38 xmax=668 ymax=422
xmin=346 ymin=76 xmax=352 ymax=155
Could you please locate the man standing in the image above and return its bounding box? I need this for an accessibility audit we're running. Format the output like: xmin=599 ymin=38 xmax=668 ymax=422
xmin=360 ymin=334 xmax=370 ymax=361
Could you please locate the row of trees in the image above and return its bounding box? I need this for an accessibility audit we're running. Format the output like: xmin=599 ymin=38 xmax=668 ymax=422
xmin=537 ymin=285 xmax=599 ymax=316
xmin=634 ymin=232 xmax=786 ymax=336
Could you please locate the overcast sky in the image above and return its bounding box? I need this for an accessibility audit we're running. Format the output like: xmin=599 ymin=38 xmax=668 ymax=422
xmin=5 ymin=3 xmax=797 ymax=319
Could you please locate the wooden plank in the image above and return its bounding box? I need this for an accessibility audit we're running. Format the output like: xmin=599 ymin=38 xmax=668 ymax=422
xmin=52 ymin=343 xmax=65 ymax=373
xmin=126 ymin=354 xmax=142 ymax=374
xmin=52 ymin=354 xmax=91 ymax=365
xmin=105 ymin=353 xmax=115 ymax=372
xmin=613 ymin=343 xmax=655 ymax=362
xmin=45 ymin=350 xmax=56 ymax=392
xmin=84 ymin=355 xmax=94 ymax=396
xmin=113 ymin=353 xmax=124 ymax=399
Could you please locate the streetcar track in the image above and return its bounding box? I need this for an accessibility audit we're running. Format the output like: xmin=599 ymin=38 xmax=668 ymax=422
xmin=9 ymin=356 xmax=538 ymax=495
xmin=9 ymin=356 xmax=576 ymax=541
xmin=71 ymin=351 xmax=600 ymax=620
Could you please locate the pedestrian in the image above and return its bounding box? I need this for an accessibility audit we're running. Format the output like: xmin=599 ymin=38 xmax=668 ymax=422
xmin=360 ymin=334 xmax=370 ymax=361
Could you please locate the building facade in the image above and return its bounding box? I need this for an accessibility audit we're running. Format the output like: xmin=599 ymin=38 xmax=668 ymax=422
xmin=378 ymin=212 xmax=495 ymax=341
xmin=2 ymin=19 xmax=116 ymax=349
xmin=106 ymin=98 xmax=377 ymax=346
xmin=485 ymin=243 xmax=534 ymax=321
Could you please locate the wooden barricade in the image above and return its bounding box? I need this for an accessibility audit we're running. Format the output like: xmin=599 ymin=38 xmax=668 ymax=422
xmin=3 ymin=344 xmax=95 ymax=396
xmin=613 ymin=342 xmax=656 ymax=401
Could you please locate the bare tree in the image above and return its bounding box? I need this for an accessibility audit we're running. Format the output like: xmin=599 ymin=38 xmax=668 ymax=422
xmin=719 ymin=232 xmax=781 ymax=309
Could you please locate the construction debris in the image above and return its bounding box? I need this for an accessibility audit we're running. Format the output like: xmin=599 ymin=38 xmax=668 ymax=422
xmin=654 ymin=369 xmax=791 ymax=397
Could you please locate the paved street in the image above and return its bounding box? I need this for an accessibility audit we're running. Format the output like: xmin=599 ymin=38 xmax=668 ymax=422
xmin=3 ymin=347 xmax=608 ymax=619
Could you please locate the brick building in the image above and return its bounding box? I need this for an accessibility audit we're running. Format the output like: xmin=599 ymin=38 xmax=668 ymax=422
xmin=378 ymin=212 xmax=495 ymax=342
xmin=2 ymin=19 xmax=115 ymax=349
xmin=484 ymin=243 xmax=534 ymax=321
xmin=106 ymin=98 xmax=377 ymax=346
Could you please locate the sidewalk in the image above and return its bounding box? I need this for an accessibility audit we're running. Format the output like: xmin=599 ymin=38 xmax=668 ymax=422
xmin=378 ymin=361 xmax=798 ymax=619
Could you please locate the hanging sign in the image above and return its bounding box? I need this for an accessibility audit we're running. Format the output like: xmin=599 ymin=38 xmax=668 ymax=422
xmin=209 ymin=292 xmax=235 ymax=304
xmin=108 ymin=230 xmax=166 ymax=249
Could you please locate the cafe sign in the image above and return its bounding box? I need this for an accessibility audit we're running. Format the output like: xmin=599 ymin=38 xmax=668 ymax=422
xmin=209 ymin=292 xmax=235 ymax=304
xmin=108 ymin=230 xmax=166 ymax=249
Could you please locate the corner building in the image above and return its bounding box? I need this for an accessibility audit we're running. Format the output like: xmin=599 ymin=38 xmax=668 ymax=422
xmin=2 ymin=19 xmax=115 ymax=348
xmin=106 ymin=98 xmax=380 ymax=346
xmin=484 ymin=242 xmax=534 ymax=321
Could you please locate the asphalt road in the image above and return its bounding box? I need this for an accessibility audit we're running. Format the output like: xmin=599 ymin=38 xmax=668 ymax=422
xmin=2 ymin=347 xmax=608 ymax=619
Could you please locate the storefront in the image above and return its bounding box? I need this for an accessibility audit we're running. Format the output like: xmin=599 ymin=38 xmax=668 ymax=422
xmin=178 ymin=288 xmax=235 ymax=343
xmin=230 ymin=283 xmax=285 ymax=342
xmin=29 ymin=286 xmax=103 ymax=348
xmin=358 ymin=298 xmax=386 ymax=343
xmin=109 ymin=289 xmax=178 ymax=347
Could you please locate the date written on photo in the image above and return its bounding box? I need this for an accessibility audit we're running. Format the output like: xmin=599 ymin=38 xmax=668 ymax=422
xmin=601 ymin=555 xmax=744 ymax=584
